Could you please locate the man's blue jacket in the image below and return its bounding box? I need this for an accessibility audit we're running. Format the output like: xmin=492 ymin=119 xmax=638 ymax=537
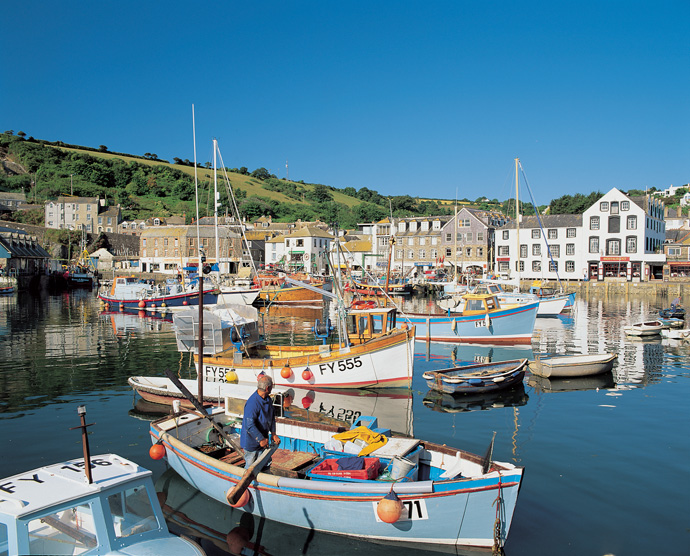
xmin=240 ymin=390 xmax=276 ymax=452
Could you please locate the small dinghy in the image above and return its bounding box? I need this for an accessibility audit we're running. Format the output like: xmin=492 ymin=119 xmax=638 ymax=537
xmin=623 ymin=321 xmax=663 ymax=337
xmin=661 ymin=328 xmax=690 ymax=340
xmin=422 ymin=359 xmax=528 ymax=394
xmin=529 ymin=353 xmax=617 ymax=378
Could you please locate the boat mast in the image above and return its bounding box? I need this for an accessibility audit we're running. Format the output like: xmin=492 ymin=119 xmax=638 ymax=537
xmin=213 ymin=138 xmax=220 ymax=275
xmin=454 ymin=196 xmax=458 ymax=285
xmin=193 ymin=104 xmax=204 ymax=405
xmin=515 ymin=157 xmax=520 ymax=292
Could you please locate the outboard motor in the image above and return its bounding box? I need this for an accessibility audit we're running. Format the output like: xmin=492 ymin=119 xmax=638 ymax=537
xmin=312 ymin=318 xmax=333 ymax=345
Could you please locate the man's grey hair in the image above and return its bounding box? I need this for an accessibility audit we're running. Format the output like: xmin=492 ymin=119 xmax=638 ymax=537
xmin=257 ymin=374 xmax=273 ymax=392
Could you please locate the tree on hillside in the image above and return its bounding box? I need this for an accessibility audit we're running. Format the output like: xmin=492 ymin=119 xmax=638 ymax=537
xmin=549 ymin=192 xmax=603 ymax=214
xmin=17 ymin=131 xmax=26 ymax=138
xmin=251 ymin=167 xmax=272 ymax=180
xmin=306 ymin=184 xmax=333 ymax=203
xmin=98 ymin=145 xmax=108 ymax=152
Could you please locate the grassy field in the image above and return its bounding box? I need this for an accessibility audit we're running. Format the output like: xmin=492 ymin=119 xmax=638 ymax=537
xmin=52 ymin=145 xmax=362 ymax=208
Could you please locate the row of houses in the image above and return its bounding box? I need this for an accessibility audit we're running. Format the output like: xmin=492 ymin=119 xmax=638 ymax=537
xmin=0 ymin=186 xmax=684 ymax=283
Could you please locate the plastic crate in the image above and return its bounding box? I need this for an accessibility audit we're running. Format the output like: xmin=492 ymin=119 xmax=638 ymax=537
xmin=308 ymin=457 xmax=380 ymax=480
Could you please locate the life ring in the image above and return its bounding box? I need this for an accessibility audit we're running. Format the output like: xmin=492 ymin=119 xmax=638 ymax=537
xmin=351 ymin=300 xmax=376 ymax=310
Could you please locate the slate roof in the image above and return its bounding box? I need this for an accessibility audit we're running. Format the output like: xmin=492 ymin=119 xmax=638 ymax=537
xmin=499 ymin=214 xmax=583 ymax=229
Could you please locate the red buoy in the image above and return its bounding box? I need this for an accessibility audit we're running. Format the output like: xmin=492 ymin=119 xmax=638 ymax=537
xmin=149 ymin=443 xmax=166 ymax=460
xmin=302 ymin=391 xmax=315 ymax=409
xmin=138 ymin=300 xmax=146 ymax=308
xmin=280 ymin=365 xmax=292 ymax=379
xmin=302 ymin=368 xmax=313 ymax=381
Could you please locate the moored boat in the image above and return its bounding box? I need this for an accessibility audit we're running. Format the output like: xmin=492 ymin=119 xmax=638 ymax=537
xmin=0 ymin=406 xmax=204 ymax=556
xmin=422 ymin=359 xmax=528 ymax=394
xmin=529 ymin=353 xmax=617 ymax=378
xmin=175 ymin=304 xmax=416 ymax=389
xmin=404 ymin=293 xmax=538 ymax=345
xmin=99 ymin=275 xmax=221 ymax=310
xmin=623 ymin=321 xmax=663 ymax=337
xmin=149 ymin=409 xmax=524 ymax=550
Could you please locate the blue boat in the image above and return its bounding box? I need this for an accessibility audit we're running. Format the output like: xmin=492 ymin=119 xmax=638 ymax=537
xmin=422 ymin=359 xmax=528 ymax=394
xmin=99 ymin=276 xmax=220 ymax=310
xmin=402 ymin=293 xmax=538 ymax=345
xmin=149 ymin=410 xmax=524 ymax=550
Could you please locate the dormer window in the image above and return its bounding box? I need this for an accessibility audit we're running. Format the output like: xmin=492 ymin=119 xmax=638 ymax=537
xmin=410 ymin=221 xmax=418 ymax=232
xmin=600 ymin=201 xmax=609 ymax=212
xmin=421 ymin=221 xmax=429 ymax=231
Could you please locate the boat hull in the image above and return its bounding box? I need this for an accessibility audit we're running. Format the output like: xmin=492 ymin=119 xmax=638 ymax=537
xmin=258 ymin=285 xmax=326 ymax=304
xmin=402 ymin=302 xmax=538 ymax=345
xmin=199 ymin=326 xmax=416 ymax=389
xmin=529 ymin=353 xmax=617 ymax=378
xmin=99 ymin=288 xmax=220 ymax=309
xmin=423 ymin=360 xmax=527 ymax=394
xmin=150 ymin=419 xmax=523 ymax=549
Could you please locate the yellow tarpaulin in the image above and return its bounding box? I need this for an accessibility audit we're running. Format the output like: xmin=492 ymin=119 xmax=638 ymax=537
xmin=333 ymin=426 xmax=388 ymax=456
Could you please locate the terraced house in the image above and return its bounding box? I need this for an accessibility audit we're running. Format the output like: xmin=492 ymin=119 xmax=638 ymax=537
xmin=390 ymin=216 xmax=452 ymax=275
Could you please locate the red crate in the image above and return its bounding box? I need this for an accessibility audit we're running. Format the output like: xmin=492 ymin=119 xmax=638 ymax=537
xmin=309 ymin=457 xmax=380 ymax=480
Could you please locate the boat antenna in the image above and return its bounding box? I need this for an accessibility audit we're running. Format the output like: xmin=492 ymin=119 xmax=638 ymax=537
xmin=70 ymin=405 xmax=95 ymax=484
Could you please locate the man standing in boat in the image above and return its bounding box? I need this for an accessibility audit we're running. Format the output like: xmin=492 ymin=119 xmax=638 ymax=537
xmin=240 ymin=374 xmax=280 ymax=469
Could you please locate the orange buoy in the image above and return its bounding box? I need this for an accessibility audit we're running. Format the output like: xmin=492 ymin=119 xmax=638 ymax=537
xmin=377 ymin=490 xmax=404 ymax=523
xmin=119 ymin=304 xmax=124 ymax=312
xmin=151 ymin=303 xmax=156 ymax=308
xmin=138 ymin=300 xmax=146 ymax=308
xmin=302 ymin=368 xmax=313 ymax=381
xmin=229 ymin=489 xmax=251 ymax=508
xmin=281 ymin=364 xmax=292 ymax=379
xmin=149 ymin=443 xmax=166 ymax=460
xmin=401 ymin=322 xmax=408 ymax=329
xmin=183 ymin=300 xmax=188 ymax=306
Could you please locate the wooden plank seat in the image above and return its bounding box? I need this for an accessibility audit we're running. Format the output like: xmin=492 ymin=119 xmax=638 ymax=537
xmin=268 ymin=449 xmax=320 ymax=478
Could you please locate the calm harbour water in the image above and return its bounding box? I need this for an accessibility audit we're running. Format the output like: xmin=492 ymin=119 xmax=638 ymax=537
xmin=0 ymin=289 xmax=687 ymax=556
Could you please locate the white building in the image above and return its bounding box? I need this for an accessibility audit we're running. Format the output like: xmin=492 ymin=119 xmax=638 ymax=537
xmin=494 ymin=214 xmax=586 ymax=281
xmin=494 ymin=188 xmax=667 ymax=282
xmin=581 ymin=189 xmax=666 ymax=280
xmin=265 ymin=227 xmax=334 ymax=274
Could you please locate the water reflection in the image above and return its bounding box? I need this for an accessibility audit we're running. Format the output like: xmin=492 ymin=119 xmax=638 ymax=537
xmin=423 ymin=383 xmax=528 ymax=413
xmin=527 ymin=373 xmax=615 ymax=393
xmin=155 ymin=468 xmax=488 ymax=556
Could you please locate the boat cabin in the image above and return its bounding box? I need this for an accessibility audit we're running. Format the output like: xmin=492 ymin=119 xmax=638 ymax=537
xmin=457 ymin=293 xmax=502 ymax=315
xmin=0 ymin=454 xmax=202 ymax=556
xmin=346 ymin=306 xmax=398 ymax=341
xmin=108 ymin=276 xmax=153 ymax=298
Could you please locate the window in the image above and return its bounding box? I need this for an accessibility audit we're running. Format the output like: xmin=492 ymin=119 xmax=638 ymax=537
xmin=431 ymin=249 xmax=437 ymax=259
xmin=532 ymin=244 xmax=541 ymax=256
xmin=164 ymin=238 xmax=168 ymax=246
xmin=419 ymin=249 xmax=426 ymax=259
xmin=446 ymin=233 xmax=452 ymax=242
xmin=498 ymin=246 xmax=510 ymax=256
xmin=607 ymin=239 xmax=621 ymax=256
xmin=431 ymin=236 xmax=438 ymax=245
xmin=498 ymin=261 xmax=509 ymax=272
xmin=461 ymin=219 xmax=470 ymax=227
xmin=29 ymin=503 xmax=97 ymax=552
xmin=410 ymin=221 xmax=418 ymax=232
xmin=520 ymin=245 xmax=528 ymax=258
xmin=566 ymin=261 xmax=575 ymax=272
xmin=668 ymin=247 xmax=681 ymax=256
xmin=419 ymin=237 xmax=426 ymax=246
xmin=502 ymin=230 xmax=509 ymax=240
xmin=421 ymin=221 xmax=429 ymax=231
xmin=548 ymin=229 xmax=558 ymax=239
xmin=433 ymin=220 xmax=441 ymax=230
xmin=477 ymin=247 xmax=483 ymax=257
xmin=621 ymin=201 xmax=630 ymax=211
xmin=549 ymin=260 xmax=558 ymax=272
xmin=600 ymin=201 xmax=609 ymax=212
xmin=566 ymin=243 xmax=575 ymax=256
xmin=477 ymin=232 xmax=484 ymax=241
xmin=627 ymin=215 xmax=637 ymax=230
xmin=531 ymin=229 xmax=540 ymax=239
xmin=143 ymin=239 xmax=147 ymax=247
xmin=465 ymin=247 xmax=471 ymax=257
xmin=530 ymin=260 xmax=540 ymax=272
xmin=285 ymin=239 xmax=290 ymax=247
xmin=626 ymin=236 xmax=637 ymax=253
xmin=445 ymin=248 xmax=452 ymax=257
xmin=608 ymin=216 xmax=620 ymax=233
xmin=398 ymin=222 xmax=406 ymax=233
xmin=566 ymin=228 xmax=576 ymax=238
xmin=590 ymin=216 xmax=600 ymax=230
xmin=550 ymin=245 xmax=560 ymax=258
xmin=108 ymin=486 xmax=158 ymax=538
xmin=610 ymin=201 xmax=619 ymax=214
xmin=517 ymin=260 xmax=524 ymax=272
xmin=466 ymin=232 xmax=473 ymax=242
xmin=297 ymin=239 xmax=304 ymax=247
xmin=456 ymin=233 xmax=463 ymax=242
xmin=397 ymin=249 xmax=403 ymax=259
xmin=379 ymin=237 xmax=387 ymax=246
xmin=407 ymin=237 xmax=414 ymax=246
xmin=589 ymin=236 xmax=599 ymax=253
xmin=407 ymin=250 xmax=414 ymax=259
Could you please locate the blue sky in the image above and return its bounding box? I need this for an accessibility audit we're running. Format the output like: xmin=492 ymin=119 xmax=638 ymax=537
xmin=2 ymin=1 xmax=688 ymax=205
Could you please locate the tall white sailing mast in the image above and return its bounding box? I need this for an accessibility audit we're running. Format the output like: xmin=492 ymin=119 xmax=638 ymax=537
xmin=515 ymin=157 xmax=520 ymax=292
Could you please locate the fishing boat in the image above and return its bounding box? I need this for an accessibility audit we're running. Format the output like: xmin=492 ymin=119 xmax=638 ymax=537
xmin=0 ymin=406 xmax=204 ymax=556
xmin=0 ymin=276 xmax=16 ymax=295
xmin=470 ymin=282 xmax=568 ymax=317
xmin=658 ymin=317 xmax=685 ymax=329
xmin=128 ymin=374 xmax=414 ymax=435
xmin=175 ymin=304 xmax=416 ymax=389
xmin=623 ymin=321 xmax=663 ymax=337
xmin=99 ymin=275 xmax=221 ymax=310
xmin=403 ymin=293 xmax=538 ymax=345
xmin=528 ymin=353 xmax=617 ymax=378
xmin=148 ymin=409 xmax=524 ymax=550
xmin=659 ymin=306 xmax=685 ymax=319
xmin=422 ymin=359 xmax=528 ymax=394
